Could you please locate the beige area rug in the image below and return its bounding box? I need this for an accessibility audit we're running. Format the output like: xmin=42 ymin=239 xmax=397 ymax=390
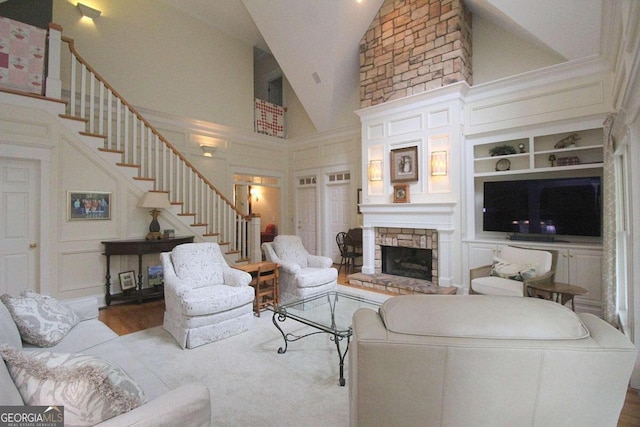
xmin=118 ymin=285 xmax=390 ymax=426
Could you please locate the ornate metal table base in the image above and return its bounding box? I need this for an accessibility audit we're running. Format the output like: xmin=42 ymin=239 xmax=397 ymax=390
xmin=272 ymin=310 xmax=350 ymax=386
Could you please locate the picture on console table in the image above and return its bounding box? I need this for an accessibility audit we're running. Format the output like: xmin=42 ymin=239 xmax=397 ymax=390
xmin=147 ymin=265 xmax=164 ymax=286
xmin=68 ymin=191 xmax=111 ymax=220
xmin=390 ymin=146 xmax=418 ymax=182
xmin=119 ymin=271 xmax=136 ymax=291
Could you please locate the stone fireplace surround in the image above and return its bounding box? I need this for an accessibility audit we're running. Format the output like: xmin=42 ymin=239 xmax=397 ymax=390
xmin=347 ymin=226 xmax=457 ymax=295
xmin=376 ymin=227 xmax=439 ymax=284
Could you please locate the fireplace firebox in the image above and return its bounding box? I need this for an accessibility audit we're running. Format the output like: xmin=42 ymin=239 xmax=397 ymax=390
xmin=382 ymin=246 xmax=433 ymax=281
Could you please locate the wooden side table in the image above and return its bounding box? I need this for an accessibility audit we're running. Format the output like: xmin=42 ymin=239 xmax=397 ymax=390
xmin=234 ymin=261 xmax=280 ymax=315
xmin=527 ymin=282 xmax=588 ymax=311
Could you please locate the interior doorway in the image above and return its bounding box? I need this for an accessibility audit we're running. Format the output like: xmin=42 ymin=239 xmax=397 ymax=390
xmin=234 ymin=174 xmax=281 ymax=240
xmin=0 ymin=158 xmax=39 ymax=294
xmin=296 ymin=176 xmax=318 ymax=254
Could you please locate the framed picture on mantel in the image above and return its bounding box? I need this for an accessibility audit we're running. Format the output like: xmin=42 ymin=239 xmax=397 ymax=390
xmin=390 ymin=146 xmax=418 ymax=182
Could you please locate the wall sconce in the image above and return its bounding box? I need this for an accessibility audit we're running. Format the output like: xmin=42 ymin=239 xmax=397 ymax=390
xmin=138 ymin=191 xmax=172 ymax=240
xmin=431 ymin=151 xmax=448 ymax=176
xmin=200 ymin=144 xmax=217 ymax=157
xmin=249 ymin=187 xmax=260 ymax=202
xmin=368 ymin=160 xmax=382 ymax=181
xmin=77 ymin=2 xmax=102 ymax=20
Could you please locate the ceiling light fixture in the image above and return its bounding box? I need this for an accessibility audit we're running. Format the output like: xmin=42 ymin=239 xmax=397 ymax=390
xmin=77 ymin=2 xmax=101 ymax=20
xmin=312 ymin=72 xmax=321 ymax=84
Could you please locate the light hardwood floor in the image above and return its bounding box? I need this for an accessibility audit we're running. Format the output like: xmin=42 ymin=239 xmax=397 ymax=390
xmin=98 ymin=269 xmax=640 ymax=426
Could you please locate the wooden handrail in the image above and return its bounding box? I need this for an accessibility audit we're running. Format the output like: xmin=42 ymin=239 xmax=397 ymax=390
xmin=62 ymin=36 xmax=248 ymax=220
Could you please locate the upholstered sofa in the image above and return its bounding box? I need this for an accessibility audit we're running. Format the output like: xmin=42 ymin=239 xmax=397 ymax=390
xmin=0 ymin=293 xmax=211 ymax=426
xmin=262 ymin=235 xmax=337 ymax=304
xmin=350 ymin=295 xmax=636 ymax=427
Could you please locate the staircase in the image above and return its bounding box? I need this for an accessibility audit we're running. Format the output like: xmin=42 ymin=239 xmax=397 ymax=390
xmin=42 ymin=25 xmax=258 ymax=263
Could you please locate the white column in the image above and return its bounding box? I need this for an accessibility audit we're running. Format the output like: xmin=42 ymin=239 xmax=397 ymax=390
xmin=249 ymin=214 xmax=262 ymax=263
xmin=45 ymin=23 xmax=62 ymax=99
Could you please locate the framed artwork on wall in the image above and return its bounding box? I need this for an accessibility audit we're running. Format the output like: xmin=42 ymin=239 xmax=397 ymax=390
xmin=390 ymin=146 xmax=418 ymax=182
xmin=393 ymin=183 xmax=410 ymax=203
xmin=68 ymin=191 xmax=111 ymax=220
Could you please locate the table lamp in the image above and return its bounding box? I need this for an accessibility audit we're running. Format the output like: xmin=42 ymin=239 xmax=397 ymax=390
xmin=138 ymin=191 xmax=171 ymax=240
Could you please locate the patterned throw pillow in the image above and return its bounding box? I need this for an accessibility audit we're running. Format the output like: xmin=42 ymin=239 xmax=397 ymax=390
xmin=0 ymin=347 xmax=146 ymax=427
xmin=490 ymin=257 xmax=538 ymax=282
xmin=0 ymin=292 xmax=79 ymax=347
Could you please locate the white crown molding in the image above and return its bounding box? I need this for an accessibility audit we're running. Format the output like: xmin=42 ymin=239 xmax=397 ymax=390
xmin=355 ymin=82 xmax=470 ymax=122
xmin=467 ymin=55 xmax=611 ymax=102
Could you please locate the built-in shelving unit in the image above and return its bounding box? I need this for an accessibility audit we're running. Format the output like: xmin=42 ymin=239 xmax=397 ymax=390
xmin=473 ymin=128 xmax=603 ymax=177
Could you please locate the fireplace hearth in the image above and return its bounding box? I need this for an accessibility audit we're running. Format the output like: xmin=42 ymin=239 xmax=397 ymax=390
xmin=382 ymin=246 xmax=432 ymax=280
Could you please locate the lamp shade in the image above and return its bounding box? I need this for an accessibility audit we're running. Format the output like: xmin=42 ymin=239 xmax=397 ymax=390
xmin=138 ymin=191 xmax=171 ymax=209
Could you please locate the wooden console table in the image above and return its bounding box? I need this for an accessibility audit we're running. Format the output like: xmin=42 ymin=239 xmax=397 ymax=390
xmin=102 ymin=236 xmax=194 ymax=305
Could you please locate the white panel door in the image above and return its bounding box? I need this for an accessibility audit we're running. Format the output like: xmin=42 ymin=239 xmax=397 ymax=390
xmin=296 ymin=186 xmax=317 ymax=254
xmin=0 ymin=158 xmax=39 ymax=294
xmin=328 ymin=183 xmax=350 ymax=262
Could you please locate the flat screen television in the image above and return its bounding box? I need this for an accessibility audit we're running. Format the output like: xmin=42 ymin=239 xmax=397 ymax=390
xmin=483 ymin=177 xmax=602 ymax=238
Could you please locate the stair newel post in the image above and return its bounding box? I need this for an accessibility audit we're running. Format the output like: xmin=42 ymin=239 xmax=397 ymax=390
xmin=46 ymin=23 xmax=63 ymax=99
xmin=249 ymin=213 xmax=261 ymax=263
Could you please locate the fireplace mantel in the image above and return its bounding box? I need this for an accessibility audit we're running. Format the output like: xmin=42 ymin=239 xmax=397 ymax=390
xmin=360 ymin=201 xmax=460 ymax=288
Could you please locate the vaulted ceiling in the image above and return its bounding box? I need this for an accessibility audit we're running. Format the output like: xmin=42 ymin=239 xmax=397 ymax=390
xmin=160 ymin=0 xmax=604 ymax=132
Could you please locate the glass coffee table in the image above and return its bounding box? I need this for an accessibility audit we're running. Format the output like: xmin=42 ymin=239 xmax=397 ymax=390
xmin=271 ymin=291 xmax=383 ymax=386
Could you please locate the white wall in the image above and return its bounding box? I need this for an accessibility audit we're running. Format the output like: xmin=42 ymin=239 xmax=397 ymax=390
xmin=472 ymin=14 xmax=566 ymax=85
xmin=53 ymin=0 xmax=255 ymax=131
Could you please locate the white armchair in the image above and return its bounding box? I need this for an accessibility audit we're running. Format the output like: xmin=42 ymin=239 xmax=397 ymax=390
xmin=262 ymin=235 xmax=338 ymax=304
xmin=470 ymin=245 xmax=558 ymax=296
xmin=160 ymin=243 xmax=255 ymax=349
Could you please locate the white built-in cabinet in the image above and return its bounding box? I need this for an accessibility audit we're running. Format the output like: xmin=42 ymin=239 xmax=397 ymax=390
xmin=466 ymin=242 xmax=603 ymax=314
xmin=472 ymin=128 xmax=603 ymax=177
xmin=464 ymin=121 xmax=604 ymax=315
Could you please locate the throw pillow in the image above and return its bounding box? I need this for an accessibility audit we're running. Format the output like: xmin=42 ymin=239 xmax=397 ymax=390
xmin=490 ymin=257 xmax=537 ymax=281
xmin=0 ymin=346 xmax=146 ymax=427
xmin=0 ymin=293 xmax=79 ymax=347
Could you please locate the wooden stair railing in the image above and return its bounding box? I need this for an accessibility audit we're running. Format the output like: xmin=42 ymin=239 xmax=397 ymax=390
xmin=58 ymin=35 xmax=252 ymax=260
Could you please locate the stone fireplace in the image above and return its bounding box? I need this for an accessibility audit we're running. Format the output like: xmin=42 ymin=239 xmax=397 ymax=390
xmin=348 ymin=223 xmax=457 ymax=295
xmin=382 ymin=246 xmax=433 ymax=280
xmin=376 ymin=227 xmax=438 ymax=285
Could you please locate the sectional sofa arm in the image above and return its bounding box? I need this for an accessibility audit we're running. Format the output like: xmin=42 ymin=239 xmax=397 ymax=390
xmin=62 ymin=297 xmax=99 ymax=321
xmin=95 ymin=383 xmax=211 ymax=427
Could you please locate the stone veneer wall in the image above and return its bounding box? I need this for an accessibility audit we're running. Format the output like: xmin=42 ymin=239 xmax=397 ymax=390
xmin=375 ymin=227 xmax=439 ymax=285
xmin=359 ymin=0 xmax=472 ymax=107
